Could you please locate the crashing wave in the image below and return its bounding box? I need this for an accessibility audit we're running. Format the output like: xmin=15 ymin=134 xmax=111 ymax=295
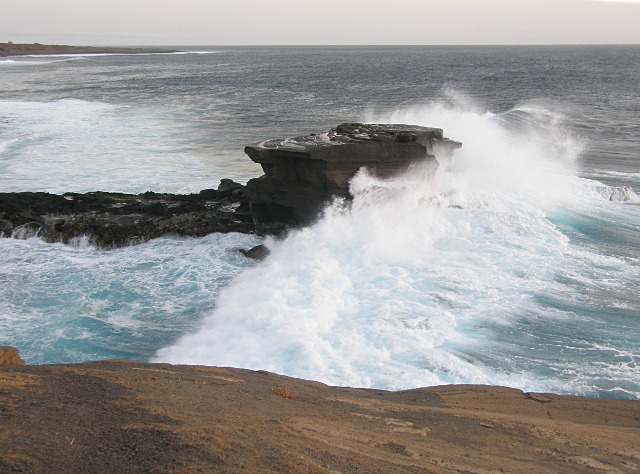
xmin=594 ymin=185 xmax=639 ymax=202
xmin=10 ymin=222 xmax=42 ymax=240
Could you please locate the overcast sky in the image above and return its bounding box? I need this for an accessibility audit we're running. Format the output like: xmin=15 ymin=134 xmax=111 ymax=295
xmin=2 ymin=0 xmax=639 ymax=46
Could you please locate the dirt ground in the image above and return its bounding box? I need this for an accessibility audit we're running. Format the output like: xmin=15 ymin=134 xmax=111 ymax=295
xmin=1 ymin=360 xmax=639 ymax=472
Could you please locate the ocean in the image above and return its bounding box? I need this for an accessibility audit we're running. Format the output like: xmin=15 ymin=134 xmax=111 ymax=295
xmin=1 ymin=45 xmax=638 ymax=399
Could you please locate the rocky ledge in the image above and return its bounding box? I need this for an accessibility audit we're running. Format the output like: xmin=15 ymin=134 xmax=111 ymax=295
xmin=0 ymin=43 xmax=180 ymax=57
xmin=0 ymin=179 xmax=253 ymax=248
xmin=0 ymin=123 xmax=461 ymax=247
xmin=1 ymin=357 xmax=638 ymax=472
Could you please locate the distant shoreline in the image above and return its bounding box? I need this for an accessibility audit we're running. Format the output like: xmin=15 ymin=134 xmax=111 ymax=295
xmin=0 ymin=42 xmax=181 ymax=57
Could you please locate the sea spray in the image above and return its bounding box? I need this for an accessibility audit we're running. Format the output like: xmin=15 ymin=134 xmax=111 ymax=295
xmin=155 ymin=103 xmax=640 ymax=398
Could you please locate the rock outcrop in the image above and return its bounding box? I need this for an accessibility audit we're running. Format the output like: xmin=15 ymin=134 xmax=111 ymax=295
xmin=0 ymin=180 xmax=253 ymax=248
xmin=245 ymin=123 xmax=461 ymax=233
xmin=1 ymin=123 xmax=462 ymax=246
xmin=0 ymin=346 xmax=25 ymax=365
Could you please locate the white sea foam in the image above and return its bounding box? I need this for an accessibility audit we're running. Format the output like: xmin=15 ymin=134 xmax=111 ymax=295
xmin=0 ymin=59 xmax=44 ymax=66
xmin=597 ymin=170 xmax=640 ymax=178
xmin=590 ymin=184 xmax=638 ymax=202
xmin=169 ymin=51 xmax=222 ymax=55
xmin=0 ymin=232 xmax=261 ymax=364
xmin=8 ymin=51 xmax=219 ymax=60
xmin=153 ymin=101 xmax=639 ymax=396
xmin=0 ymin=98 xmax=260 ymax=193
xmin=0 ymin=57 xmax=83 ymax=66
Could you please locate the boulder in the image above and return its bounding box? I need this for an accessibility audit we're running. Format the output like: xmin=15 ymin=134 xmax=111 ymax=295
xmin=0 ymin=346 xmax=25 ymax=365
xmin=216 ymin=178 xmax=244 ymax=198
xmin=244 ymin=123 xmax=461 ymax=233
xmin=239 ymin=244 xmax=270 ymax=260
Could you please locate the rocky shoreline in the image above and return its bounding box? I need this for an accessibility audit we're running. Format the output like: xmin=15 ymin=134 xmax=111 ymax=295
xmin=0 ymin=179 xmax=253 ymax=248
xmin=0 ymin=43 xmax=180 ymax=57
xmin=0 ymin=123 xmax=461 ymax=247
xmin=1 ymin=353 xmax=638 ymax=472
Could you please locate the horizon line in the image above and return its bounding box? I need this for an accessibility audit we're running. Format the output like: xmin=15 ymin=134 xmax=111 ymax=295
xmin=4 ymin=41 xmax=640 ymax=48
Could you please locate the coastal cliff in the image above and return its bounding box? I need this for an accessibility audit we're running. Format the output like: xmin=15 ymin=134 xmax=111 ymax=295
xmin=1 ymin=357 xmax=639 ymax=472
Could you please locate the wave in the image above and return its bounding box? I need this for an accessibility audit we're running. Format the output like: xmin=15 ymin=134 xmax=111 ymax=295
xmin=0 ymin=98 xmax=123 ymax=122
xmin=0 ymin=137 xmax=19 ymax=153
xmin=585 ymin=183 xmax=638 ymax=202
xmin=596 ymin=170 xmax=640 ymax=179
xmin=0 ymin=232 xmax=261 ymax=364
xmin=0 ymin=57 xmax=83 ymax=66
xmin=154 ymin=100 xmax=640 ymax=398
xmin=169 ymin=51 xmax=222 ymax=55
xmin=6 ymin=50 xmax=219 ymax=61
xmin=0 ymin=98 xmax=258 ymax=194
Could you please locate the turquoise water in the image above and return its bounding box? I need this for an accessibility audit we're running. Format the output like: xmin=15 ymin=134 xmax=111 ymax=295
xmin=1 ymin=233 xmax=260 ymax=363
xmin=1 ymin=46 xmax=639 ymax=398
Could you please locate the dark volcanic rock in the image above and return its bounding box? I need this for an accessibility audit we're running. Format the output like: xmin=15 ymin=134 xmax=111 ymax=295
xmin=0 ymin=180 xmax=253 ymax=248
xmin=216 ymin=178 xmax=243 ymax=197
xmin=244 ymin=123 xmax=461 ymax=233
xmin=239 ymin=244 xmax=270 ymax=260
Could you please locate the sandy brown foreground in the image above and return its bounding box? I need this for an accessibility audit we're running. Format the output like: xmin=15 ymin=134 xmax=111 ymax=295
xmin=0 ymin=43 xmax=178 ymax=57
xmin=1 ymin=361 xmax=639 ymax=473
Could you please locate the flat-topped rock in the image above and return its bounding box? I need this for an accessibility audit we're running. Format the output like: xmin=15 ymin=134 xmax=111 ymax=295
xmin=245 ymin=123 xmax=461 ymax=233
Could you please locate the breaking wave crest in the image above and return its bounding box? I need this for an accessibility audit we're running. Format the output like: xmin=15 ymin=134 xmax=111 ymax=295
xmin=590 ymin=184 xmax=638 ymax=202
xmin=0 ymin=98 xmax=259 ymax=194
xmin=155 ymin=101 xmax=640 ymax=398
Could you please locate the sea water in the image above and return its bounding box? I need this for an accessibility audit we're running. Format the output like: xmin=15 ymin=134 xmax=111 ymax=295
xmin=1 ymin=46 xmax=639 ymax=399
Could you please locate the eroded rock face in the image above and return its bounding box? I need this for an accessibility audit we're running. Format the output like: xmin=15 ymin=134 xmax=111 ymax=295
xmin=244 ymin=123 xmax=461 ymax=233
xmin=0 ymin=346 xmax=25 ymax=365
xmin=0 ymin=180 xmax=253 ymax=248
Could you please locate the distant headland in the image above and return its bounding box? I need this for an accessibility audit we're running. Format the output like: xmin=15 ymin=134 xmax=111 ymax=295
xmin=0 ymin=42 xmax=181 ymax=57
